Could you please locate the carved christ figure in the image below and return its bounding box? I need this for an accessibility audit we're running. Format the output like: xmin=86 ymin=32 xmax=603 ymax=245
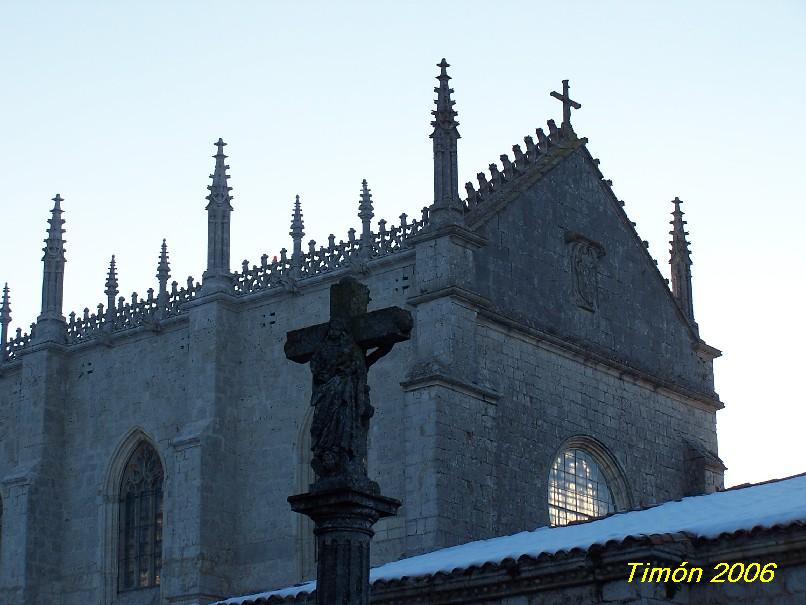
xmin=309 ymin=317 xmax=392 ymax=482
xmin=285 ymin=276 xmax=412 ymax=493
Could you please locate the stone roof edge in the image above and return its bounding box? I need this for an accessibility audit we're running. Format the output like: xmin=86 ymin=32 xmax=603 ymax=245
xmin=460 ymin=128 xmax=717 ymax=355
xmin=575 ymin=145 xmax=714 ymax=350
xmin=370 ymin=523 xmax=806 ymax=603
xmin=463 ymin=133 xmax=587 ymax=231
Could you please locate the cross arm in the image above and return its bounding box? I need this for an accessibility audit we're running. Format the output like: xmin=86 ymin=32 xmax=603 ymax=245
xmin=549 ymin=90 xmax=581 ymax=109
xmin=285 ymin=321 xmax=330 ymax=363
xmin=284 ymin=306 xmax=413 ymax=364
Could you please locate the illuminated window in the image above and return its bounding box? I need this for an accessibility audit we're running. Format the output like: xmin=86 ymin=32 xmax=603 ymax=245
xmin=548 ymin=447 xmax=615 ymax=526
xmin=118 ymin=442 xmax=164 ymax=591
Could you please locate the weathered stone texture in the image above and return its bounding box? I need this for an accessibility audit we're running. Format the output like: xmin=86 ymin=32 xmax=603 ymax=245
xmin=472 ymin=147 xmax=715 ymax=395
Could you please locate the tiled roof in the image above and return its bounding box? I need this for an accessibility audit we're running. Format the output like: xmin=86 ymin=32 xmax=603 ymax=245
xmin=215 ymin=472 xmax=806 ymax=604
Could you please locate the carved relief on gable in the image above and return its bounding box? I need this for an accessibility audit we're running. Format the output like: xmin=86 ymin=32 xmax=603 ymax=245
xmin=565 ymin=232 xmax=606 ymax=311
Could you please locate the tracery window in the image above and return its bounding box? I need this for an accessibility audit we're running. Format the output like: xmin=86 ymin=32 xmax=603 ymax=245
xmin=548 ymin=447 xmax=615 ymax=526
xmin=118 ymin=442 xmax=164 ymax=591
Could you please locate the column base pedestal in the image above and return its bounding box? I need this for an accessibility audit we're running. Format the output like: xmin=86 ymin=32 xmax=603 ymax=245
xmin=289 ymin=486 xmax=400 ymax=605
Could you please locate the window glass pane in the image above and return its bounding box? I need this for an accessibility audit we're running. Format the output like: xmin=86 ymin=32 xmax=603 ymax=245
xmin=118 ymin=442 xmax=164 ymax=591
xmin=548 ymin=448 xmax=615 ymax=527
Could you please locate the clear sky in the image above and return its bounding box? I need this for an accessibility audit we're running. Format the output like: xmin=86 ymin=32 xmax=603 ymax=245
xmin=1 ymin=1 xmax=804 ymax=487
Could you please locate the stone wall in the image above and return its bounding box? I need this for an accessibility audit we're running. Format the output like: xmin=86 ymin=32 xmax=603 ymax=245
xmin=471 ymin=146 xmax=716 ymax=396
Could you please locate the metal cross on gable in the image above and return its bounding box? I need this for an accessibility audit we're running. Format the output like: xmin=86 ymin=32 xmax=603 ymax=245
xmin=550 ymin=79 xmax=581 ymax=129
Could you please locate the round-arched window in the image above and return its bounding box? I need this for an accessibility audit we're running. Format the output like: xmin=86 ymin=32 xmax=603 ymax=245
xmin=548 ymin=447 xmax=616 ymax=526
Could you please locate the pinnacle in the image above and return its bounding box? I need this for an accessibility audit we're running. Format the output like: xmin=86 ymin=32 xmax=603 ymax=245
xmin=214 ymin=137 xmax=227 ymax=158
xmin=156 ymin=239 xmax=171 ymax=291
xmin=669 ymin=197 xmax=692 ymax=260
xmin=105 ymin=255 xmax=119 ymax=298
xmin=160 ymin=238 xmax=168 ymax=267
xmin=358 ymin=179 xmax=375 ymax=230
xmin=206 ymin=138 xmax=233 ymax=209
xmin=431 ymin=58 xmax=459 ymax=135
xmin=0 ymin=283 xmax=9 ymax=324
xmin=290 ymin=195 xmax=305 ymax=238
xmin=43 ymin=193 xmax=66 ymax=259
xmin=360 ymin=179 xmax=373 ymax=205
xmin=437 ymin=58 xmax=450 ymax=78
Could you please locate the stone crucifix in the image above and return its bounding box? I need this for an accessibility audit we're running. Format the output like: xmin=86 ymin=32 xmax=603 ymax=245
xmin=285 ymin=276 xmax=412 ymax=605
xmin=550 ymin=79 xmax=581 ymax=129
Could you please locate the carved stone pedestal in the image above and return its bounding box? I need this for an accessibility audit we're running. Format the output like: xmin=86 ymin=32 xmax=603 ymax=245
xmin=288 ymin=487 xmax=401 ymax=605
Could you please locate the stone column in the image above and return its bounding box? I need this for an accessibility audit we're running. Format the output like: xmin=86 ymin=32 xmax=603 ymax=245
xmin=289 ymin=488 xmax=400 ymax=605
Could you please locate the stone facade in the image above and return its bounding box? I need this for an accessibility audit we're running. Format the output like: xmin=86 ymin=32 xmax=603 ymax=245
xmin=0 ymin=62 xmax=722 ymax=605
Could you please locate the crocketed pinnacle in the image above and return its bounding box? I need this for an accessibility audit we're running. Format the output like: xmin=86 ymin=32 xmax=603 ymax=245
xmin=39 ymin=193 xmax=67 ymax=323
xmin=0 ymin=282 xmax=9 ymax=348
xmin=206 ymin=138 xmax=234 ymax=210
xmin=430 ymin=59 xmax=463 ymax=223
xmin=157 ymin=239 xmax=171 ymax=284
xmin=669 ymin=197 xmax=696 ymax=328
xmin=669 ymin=197 xmax=692 ymax=265
xmin=204 ymin=138 xmax=233 ymax=281
xmin=358 ymin=179 xmax=374 ymax=243
xmin=105 ymin=255 xmax=119 ymax=299
xmin=430 ymin=58 xmax=460 ymax=137
xmin=0 ymin=282 xmax=11 ymax=320
xmin=289 ymin=195 xmax=305 ymax=276
xmin=44 ymin=194 xmax=66 ymax=261
xmin=1 ymin=283 xmax=10 ymax=323
xmin=290 ymin=195 xmax=305 ymax=240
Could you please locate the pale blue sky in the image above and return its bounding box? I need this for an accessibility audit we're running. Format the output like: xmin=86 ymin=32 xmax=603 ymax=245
xmin=1 ymin=1 xmax=804 ymax=486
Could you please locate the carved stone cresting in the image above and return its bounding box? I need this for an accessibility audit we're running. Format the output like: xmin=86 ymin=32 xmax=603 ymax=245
xmin=565 ymin=231 xmax=605 ymax=311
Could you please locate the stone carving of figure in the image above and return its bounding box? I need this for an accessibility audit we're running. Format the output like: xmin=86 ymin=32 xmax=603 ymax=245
xmin=309 ymin=317 xmax=371 ymax=483
xmin=308 ymin=316 xmax=393 ymax=489
xmin=568 ymin=237 xmax=604 ymax=311
xmin=574 ymin=243 xmax=598 ymax=309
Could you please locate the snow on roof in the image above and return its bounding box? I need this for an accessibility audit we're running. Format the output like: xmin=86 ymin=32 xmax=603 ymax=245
xmin=216 ymin=473 xmax=806 ymax=604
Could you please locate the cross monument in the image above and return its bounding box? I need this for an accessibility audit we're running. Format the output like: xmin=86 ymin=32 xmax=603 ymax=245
xmin=550 ymin=79 xmax=582 ymax=130
xmin=285 ymin=276 xmax=412 ymax=605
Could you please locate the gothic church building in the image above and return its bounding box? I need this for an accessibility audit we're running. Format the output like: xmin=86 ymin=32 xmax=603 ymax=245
xmin=0 ymin=61 xmax=724 ymax=605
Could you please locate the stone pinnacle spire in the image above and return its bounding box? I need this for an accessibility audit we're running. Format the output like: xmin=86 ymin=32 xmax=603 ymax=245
xmin=429 ymin=58 xmax=463 ymax=226
xmin=358 ymin=179 xmax=374 ymax=248
xmin=157 ymin=239 xmax=171 ymax=302
xmin=669 ymin=197 xmax=697 ymax=331
xmin=105 ymin=255 xmax=119 ymax=315
xmin=290 ymin=195 xmax=305 ymax=276
xmin=203 ymin=138 xmax=234 ymax=292
xmin=1 ymin=283 xmax=11 ymax=351
xmin=38 ymin=194 xmax=67 ymax=330
xmin=207 ymin=138 xmax=234 ymax=210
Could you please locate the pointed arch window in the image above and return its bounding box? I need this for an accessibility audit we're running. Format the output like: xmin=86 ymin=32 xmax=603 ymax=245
xmin=118 ymin=442 xmax=164 ymax=591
